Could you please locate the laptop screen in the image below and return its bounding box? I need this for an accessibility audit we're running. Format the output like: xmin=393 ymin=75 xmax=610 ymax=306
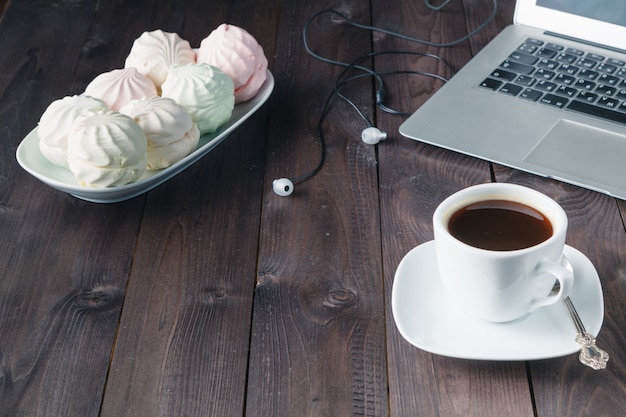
xmin=537 ymin=1 xmax=626 ymax=27
xmin=515 ymin=0 xmax=626 ymax=51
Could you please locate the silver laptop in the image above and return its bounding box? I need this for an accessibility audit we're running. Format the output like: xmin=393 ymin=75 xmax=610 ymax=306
xmin=399 ymin=0 xmax=626 ymax=200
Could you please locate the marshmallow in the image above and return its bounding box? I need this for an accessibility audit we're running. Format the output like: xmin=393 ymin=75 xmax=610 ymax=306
xmin=197 ymin=23 xmax=268 ymax=103
xmin=124 ymin=30 xmax=196 ymax=90
xmin=161 ymin=63 xmax=234 ymax=134
xmin=38 ymin=95 xmax=109 ymax=167
xmin=84 ymin=67 xmax=158 ymax=111
xmin=67 ymin=110 xmax=148 ymax=187
xmin=120 ymin=96 xmax=200 ymax=170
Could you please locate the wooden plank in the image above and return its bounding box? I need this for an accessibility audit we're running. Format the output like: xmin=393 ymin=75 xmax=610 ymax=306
xmin=0 ymin=0 xmax=9 ymax=21
xmin=96 ymin=0 xmax=279 ymax=416
xmin=0 ymin=0 xmax=99 ymax=129
xmin=484 ymin=0 xmax=626 ymax=410
xmin=0 ymin=1 xmax=148 ymax=416
xmin=494 ymin=168 xmax=626 ymax=416
xmin=373 ymin=0 xmax=536 ymax=416
xmin=100 ymin=116 xmax=269 ymax=417
xmin=0 ymin=196 xmax=143 ymax=416
xmin=247 ymin=0 xmax=387 ymax=415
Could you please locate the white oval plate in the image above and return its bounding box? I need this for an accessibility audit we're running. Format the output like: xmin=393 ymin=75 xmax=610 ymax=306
xmin=16 ymin=70 xmax=274 ymax=203
xmin=392 ymin=241 xmax=605 ymax=361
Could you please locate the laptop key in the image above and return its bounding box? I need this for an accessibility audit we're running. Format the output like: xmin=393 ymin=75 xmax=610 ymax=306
xmin=517 ymin=38 xmax=543 ymax=53
xmin=596 ymin=84 xmax=617 ymax=96
xmin=537 ymin=48 xmax=558 ymax=58
xmin=586 ymin=52 xmax=605 ymax=61
xmin=556 ymin=53 xmax=578 ymax=64
xmin=607 ymin=58 xmax=626 ymax=67
xmin=538 ymin=58 xmax=559 ymax=70
xmin=479 ymin=77 xmax=503 ymax=91
xmin=546 ymin=43 xmax=564 ymax=51
xmin=565 ymin=47 xmax=584 ymax=56
xmin=597 ymin=96 xmax=620 ymax=109
xmin=599 ymin=74 xmax=620 ymax=86
xmin=616 ymin=89 xmax=626 ymax=100
xmin=535 ymin=80 xmax=557 ymax=92
xmin=515 ymin=75 xmax=536 ymax=86
xmin=490 ymin=68 xmax=517 ymax=81
xmin=499 ymin=83 xmax=523 ymax=96
xmin=578 ymin=69 xmax=599 ymax=80
xmin=597 ymin=62 xmax=617 ymax=74
xmin=578 ymin=58 xmax=598 ymax=69
xmin=577 ymin=91 xmax=599 ymax=103
xmin=557 ymin=64 xmax=579 ymax=76
xmin=500 ymin=60 xmax=534 ymax=75
xmin=575 ymin=79 xmax=596 ymax=91
xmin=555 ymin=85 xmax=578 ymax=98
xmin=519 ymin=88 xmax=543 ymax=101
xmin=517 ymin=43 xmax=538 ymax=54
xmin=535 ymin=68 xmax=555 ymax=80
xmin=568 ymin=100 xmax=626 ymax=124
xmin=554 ymin=73 xmax=576 ymax=85
xmin=540 ymin=93 xmax=569 ymax=108
xmin=509 ymin=51 xmax=538 ymax=65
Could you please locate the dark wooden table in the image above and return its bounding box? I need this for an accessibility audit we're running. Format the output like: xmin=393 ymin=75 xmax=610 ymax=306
xmin=2 ymin=0 xmax=625 ymax=416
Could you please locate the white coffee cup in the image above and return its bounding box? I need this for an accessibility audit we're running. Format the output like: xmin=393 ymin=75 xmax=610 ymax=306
xmin=433 ymin=183 xmax=574 ymax=323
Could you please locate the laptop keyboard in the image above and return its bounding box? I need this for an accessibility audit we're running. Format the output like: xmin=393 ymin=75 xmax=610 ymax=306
xmin=479 ymin=38 xmax=626 ymax=125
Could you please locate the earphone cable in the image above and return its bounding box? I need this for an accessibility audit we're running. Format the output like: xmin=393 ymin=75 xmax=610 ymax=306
xmin=303 ymin=0 xmax=498 ymax=69
xmin=280 ymin=0 xmax=498 ymax=192
xmin=424 ymin=0 xmax=455 ymax=11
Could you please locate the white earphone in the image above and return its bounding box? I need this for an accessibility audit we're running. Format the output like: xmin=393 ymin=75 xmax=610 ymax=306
xmin=272 ymin=126 xmax=387 ymax=196
xmin=272 ymin=178 xmax=295 ymax=196
xmin=361 ymin=126 xmax=387 ymax=145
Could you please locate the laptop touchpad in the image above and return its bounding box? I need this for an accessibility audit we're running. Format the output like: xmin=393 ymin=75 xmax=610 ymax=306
xmin=524 ymin=119 xmax=626 ymax=190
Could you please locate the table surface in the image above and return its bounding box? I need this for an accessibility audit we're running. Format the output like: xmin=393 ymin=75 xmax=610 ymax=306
xmin=2 ymin=0 xmax=626 ymax=416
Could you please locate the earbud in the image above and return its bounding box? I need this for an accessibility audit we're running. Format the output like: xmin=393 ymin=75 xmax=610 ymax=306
xmin=274 ymin=128 xmax=386 ymax=197
xmin=273 ymin=178 xmax=294 ymax=196
xmin=361 ymin=126 xmax=387 ymax=145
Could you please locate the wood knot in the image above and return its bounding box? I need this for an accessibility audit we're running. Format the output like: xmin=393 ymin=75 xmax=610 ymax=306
xmin=329 ymin=8 xmax=353 ymax=24
xmin=82 ymin=37 xmax=107 ymax=57
xmin=74 ymin=285 xmax=123 ymax=311
xmin=201 ymin=287 xmax=228 ymax=305
xmin=324 ymin=288 xmax=358 ymax=308
xmin=299 ymin=280 xmax=359 ymax=324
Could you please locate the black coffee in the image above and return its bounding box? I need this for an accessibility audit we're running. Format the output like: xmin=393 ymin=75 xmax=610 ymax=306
xmin=448 ymin=199 xmax=553 ymax=251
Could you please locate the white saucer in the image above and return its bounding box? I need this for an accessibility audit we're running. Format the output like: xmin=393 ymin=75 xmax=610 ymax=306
xmin=391 ymin=241 xmax=604 ymax=361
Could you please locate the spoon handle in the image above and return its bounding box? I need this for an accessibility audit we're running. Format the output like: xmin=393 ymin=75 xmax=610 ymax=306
xmin=563 ymin=296 xmax=609 ymax=370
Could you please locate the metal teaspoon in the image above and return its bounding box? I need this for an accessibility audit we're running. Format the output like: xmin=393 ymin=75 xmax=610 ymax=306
xmin=553 ymin=260 xmax=609 ymax=370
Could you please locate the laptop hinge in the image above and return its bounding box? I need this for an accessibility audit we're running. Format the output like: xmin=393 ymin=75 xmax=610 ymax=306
xmin=545 ymin=31 xmax=626 ymax=55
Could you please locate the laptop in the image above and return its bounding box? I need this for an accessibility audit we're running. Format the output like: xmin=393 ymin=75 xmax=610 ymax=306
xmin=399 ymin=0 xmax=626 ymax=200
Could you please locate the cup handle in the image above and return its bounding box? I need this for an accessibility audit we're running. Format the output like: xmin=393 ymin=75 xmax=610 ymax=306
xmin=528 ymin=255 xmax=575 ymax=312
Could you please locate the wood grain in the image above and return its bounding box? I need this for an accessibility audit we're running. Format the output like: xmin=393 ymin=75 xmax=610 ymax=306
xmin=0 ymin=0 xmax=9 ymax=21
xmin=2 ymin=0 xmax=626 ymax=416
xmin=374 ymin=1 xmax=535 ymax=416
xmin=0 ymin=1 xmax=146 ymax=416
xmin=248 ymin=1 xmax=387 ymax=416
xmin=78 ymin=1 xmax=278 ymax=416
xmin=495 ymin=168 xmax=626 ymax=417
xmin=100 ymin=115 xmax=270 ymax=417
